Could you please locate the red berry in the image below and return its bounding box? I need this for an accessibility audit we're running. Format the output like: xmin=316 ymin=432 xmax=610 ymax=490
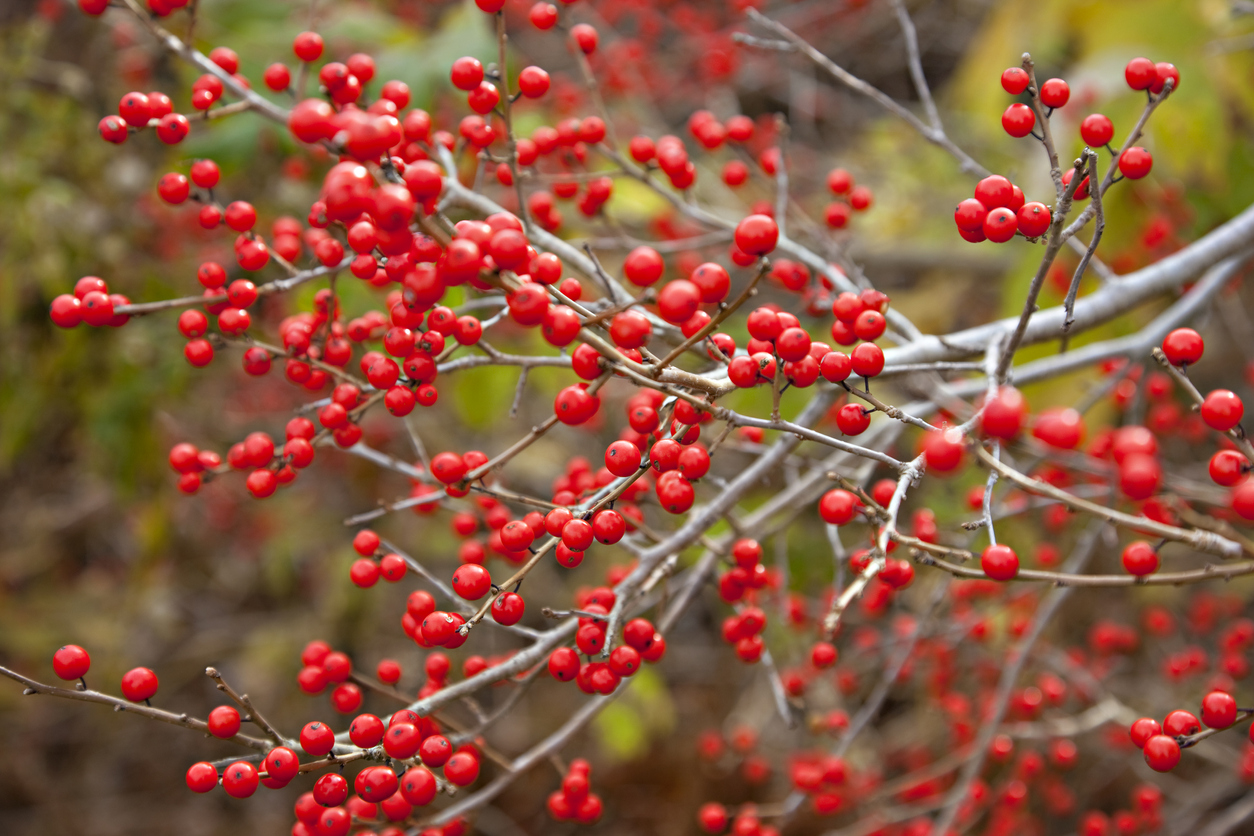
xmin=734 ymin=214 xmax=779 ymax=256
xmin=444 ymin=751 xmax=480 ymax=786
xmin=1119 ymin=147 xmax=1153 ymax=180
xmin=401 ymin=766 xmax=438 ymax=806
xmin=1161 ymin=328 xmax=1204 ymax=366
xmin=1001 ymin=103 xmax=1035 ymax=138
xmin=1143 ymin=735 xmax=1180 ymax=772
xmin=974 ymin=175 xmax=1013 ymax=210
xmin=811 ymin=641 xmax=838 ymax=668
xmin=1201 ymin=690 xmax=1237 ymax=729
xmin=491 ymin=591 xmax=525 ymax=625
xmin=849 ymin=185 xmax=873 ymax=211
xmin=571 ymin=23 xmax=599 ymax=54
xmin=120 ymin=667 xmax=159 ymax=702
xmin=1163 ymin=709 xmax=1201 ymax=736
xmin=1017 ymin=202 xmax=1051 ymax=237
xmin=1151 ymin=62 xmax=1180 ymax=95
xmin=186 ymin=762 xmax=218 ymax=793
xmin=698 ymin=802 xmax=729 ymax=833
xmin=207 ymin=705 xmax=242 ymax=738
xmin=1201 ymin=390 xmax=1243 ymax=431
xmin=605 ymin=440 xmax=642 ymax=477
xmin=954 ymin=198 xmax=986 ymax=231
xmin=418 ymin=734 xmax=452 ymax=767
xmin=981 ymin=387 xmax=1027 ymax=439
xmin=293 ymin=31 xmax=324 ymax=62
xmin=1130 ymin=717 xmax=1163 ymax=748
xmin=529 ymin=2 xmax=558 ymax=29
xmin=1080 ymin=113 xmax=1114 ymax=147
xmin=835 ymin=404 xmax=871 ymax=436
xmin=818 ymin=489 xmax=857 ymax=525
xmin=1210 ymin=450 xmax=1249 ymax=486
xmin=623 ymin=246 xmax=664 ymax=286
xmin=981 ymin=544 xmax=1019 ymax=580
xmin=1118 ymin=454 xmax=1162 ymax=500
xmin=452 ymin=564 xmax=492 ymax=600
xmin=1125 ymin=57 xmax=1156 ymax=91
xmin=52 ymin=645 xmax=92 ymax=681
xmin=1039 ymin=78 xmax=1070 ymax=108
xmin=1121 ymin=541 xmax=1158 ymax=576
xmin=314 ymin=772 xmax=348 ymax=806
xmin=518 ymin=65 xmax=550 ymax=99
xmin=384 ymin=722 xmax=423 ymax=759
xmin=850 ymin=342 xmax=884 ymax=378
xmin=300 ymin=721 xmax=335 ymax=756
xmin=222 ymin=761 xmax=259 ymax=798
xmin=983 ymin=207 xmax=1018 ymax=243
xmin=1001 ymin=67 xmax=1029 ymax=95
xmin=450 ymin=57 xmax=484 ymax=91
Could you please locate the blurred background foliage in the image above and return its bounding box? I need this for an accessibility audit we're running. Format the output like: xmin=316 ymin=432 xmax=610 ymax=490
xmin=2 ymin=0 xmax=1254 ymax=834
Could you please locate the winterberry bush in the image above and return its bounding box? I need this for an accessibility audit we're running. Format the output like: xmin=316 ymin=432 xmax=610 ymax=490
xmin=8 ymin=1 xmax=1254 ymax=835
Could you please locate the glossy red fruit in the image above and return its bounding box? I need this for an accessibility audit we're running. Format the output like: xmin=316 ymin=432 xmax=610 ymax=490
xmin=954 ymin=198 xmax=986 ymax=231
xmin=1163 ymin=709 xmax=1201 ymax=736
xmin=491 ymin=591 xmax=525 ymax=625
xmin=450 ymin=57 xmax=483 ymax=91
xmin=811 ymin=642 xmax=838 ymax=668
xmin=850 ymin=342 xmax=884 ymax=378
xmin=120 ymin=667 xmax=159 ymax=702
xmin=1125 ymin=57 xmax=1156 ymax=91
xmin=1001 ymin=67 xmax=1029 ymax=95
xmin=350 ymin=714 xmax=386 ymax=747
xmin=52 ymin=645 xmax=91 ymax=680
xmin=222 ymin=761 xmax=259 ymax=798
xmin=1001 ymin=103 xmax=1035 ymax=138
xmin=657 ymin=474 xmax=695 ymax=514
xmin=1201 ymin=690 xmax=1237 ymax=729
xmin=384 ymin=722 xmax=423 ymax=759
xmin=624 ymin=246 xmax=664 ymax=286
xmin=1017 ymin=202 xmax=1051 ymax=237
xmin=314 ymin=773 xmax=348 ymax=807
xmin=981 ymin=387 xmax=1027 ymax=439
xmin=605 ymin=440 xmax=642 ymax=477
xmin=734 ymin=214 xmax=778 ymax=256
xmin=1161 ymin=328 xmax=1204 ymax=366
xmin=1151 ymin=62 xmax=1180 ymax=95
xmin=1209 ymin=450 xmax=1249 ymax=486
xmin=571 ymin=23 xmax=599 ymax=54
xmin=1119 ymin=454 xmax=1162 ymax=500
xmin=401 ymin=766 xmax=438 ymax=806
xmin=444 ymin=751 xmax=480 ymax=786
xmin=983 ymin=207 xmax=1018 ymax=243
xmin=835 ymin=404 xmax=871 ymax=436
xmin=981 ymin=544 xmax=1019 ymax=581
xmin=974 ymin=175 xmax=1013 ymax=210
xmin=1080 ymin=114 xmax=1114 ymax=147
xmin=300 ymin=721 xmax=335 ymax=756
xmin=418 ymin=734 xmax=452 ymax=768
xmin=452 ymin=564 xmax=492 ymax=600
xmin=1130 ymin=717 xmax=1163 ymax=748
xmin=1143 ymin=735 xmax=1180 ymax=772
xmin=657 ymin=279 xmax=701 ymax=324
xmin=1119 ymin=147 xmax=1153 ymax=180
xmin=186 ymin=762 xmax=218 ymax=793
xmin=1201 ymin=390 xmax=1243 ymax=431
xmin=818 ymin=489 xmax=857 ymax=525
xmin=1039 ymin=78 xmax=1070 ymax=108
xmin=207 ymin=705 xmax=242 ymax=738
xmin=1121 ymin=541 xmax=1158 ymax=576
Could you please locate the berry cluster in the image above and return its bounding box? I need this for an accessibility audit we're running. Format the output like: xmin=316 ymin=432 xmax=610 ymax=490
xmin=545 ymin=759 xmax=603 ymax=824
xmin=17 ymin=0 xmax=1254 ymax=835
